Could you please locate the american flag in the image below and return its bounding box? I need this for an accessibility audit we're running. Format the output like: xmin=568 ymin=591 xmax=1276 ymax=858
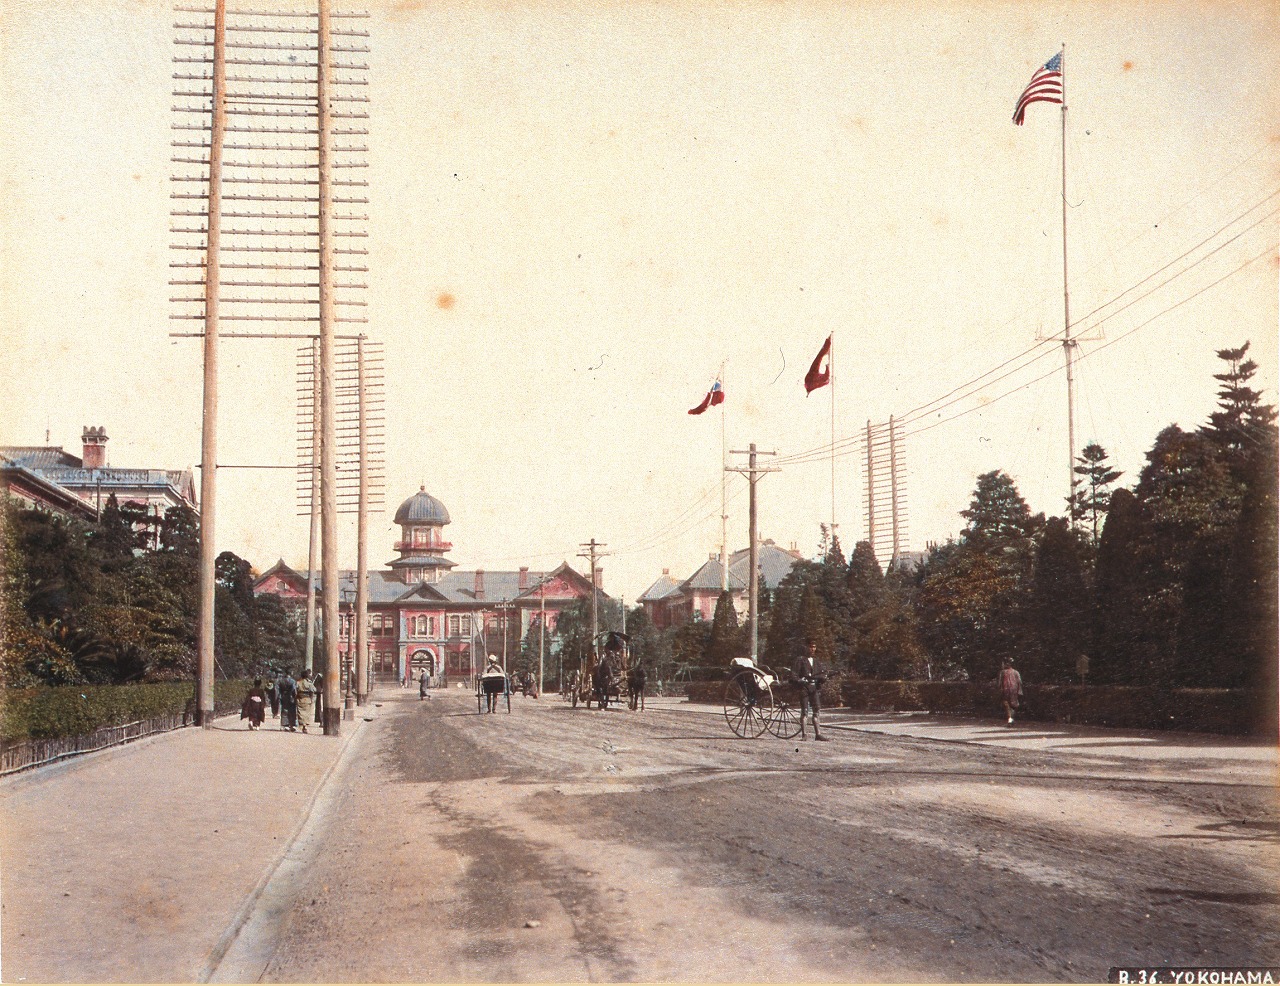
xmin=1013 ymin=52 xmax=1063 ymax=125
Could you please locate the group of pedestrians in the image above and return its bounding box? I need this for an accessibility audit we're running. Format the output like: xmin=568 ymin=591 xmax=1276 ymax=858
xmin=240 ymin=668 xmax=326 ymax=733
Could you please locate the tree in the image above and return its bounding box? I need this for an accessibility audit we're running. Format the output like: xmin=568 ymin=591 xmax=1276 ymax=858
xmin=1070 ymin=443 xmax=1123 ymax=543
xmin=961 ymin=470 xmax=1042 ymax=550
xmin=1206 ymin=342 xmax=1277 ymax=476
xmin=1024 ymin=517 xmax=1090 ymax=684
xmin=706 ymin=590 xmax=743 ymax=666
xmin=160 ymin=505 xmax=200 ymax=557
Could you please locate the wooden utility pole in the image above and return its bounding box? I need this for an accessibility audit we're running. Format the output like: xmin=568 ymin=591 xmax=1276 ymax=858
xmin=578 ymin=539 xmax=608 ymax=650
xmin=354 ymin=334 xmax=369 ymax=707
xmin=195 ymin=0 xmax=228 ymax=728
xmin=538 ymin=579 xmax=546 ymax=695
xmin=889 ymin=414 xmax=901 ymax=567
xmin=304 ymin=340 xmax=320 ymax=672
xmin=728 ymin=443 xmax=779 ymax=661
xmin=318 ymin=0 xmax=342 ymax=735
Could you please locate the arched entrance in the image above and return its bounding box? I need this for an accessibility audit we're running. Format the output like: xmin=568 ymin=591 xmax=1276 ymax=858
xmin=410 ymin=648 xmax=437 ymax=683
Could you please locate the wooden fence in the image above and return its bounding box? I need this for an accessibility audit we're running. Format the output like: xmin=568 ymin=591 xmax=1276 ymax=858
xmin=0 ymin=708 xmax=235 ymax=777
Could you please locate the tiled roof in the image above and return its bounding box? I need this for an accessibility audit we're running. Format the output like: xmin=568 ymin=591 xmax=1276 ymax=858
xmin=387 ymin=554 xmax=456 ymax=569
xmin=681 ymin=558 xmax=747 ymax=593
xmin=638 ymin=573 xmax=682 ymax=602
xmin=729 ymin=541 xmax=802 ymax=590
xmin=1 ymin=447 xmax=83 ymax=469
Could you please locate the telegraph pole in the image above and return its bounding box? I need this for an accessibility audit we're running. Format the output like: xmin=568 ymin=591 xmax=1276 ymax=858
xmin=354 ymin=334 xmax=369 ymax=707
xmin=304 ymin=340 xmax=320 ymax=672
xmin=538 ymin=578 xmax=546 ymax=695
xmin=578 ymin=539 xmax=608 ymax=649
xmin=728 ymin=444 xmax=779 ymax=661
xmin=194 ymin=0 xmax=227 ymax=728
xmin=318 ymin=0 xmax=342 ymax=736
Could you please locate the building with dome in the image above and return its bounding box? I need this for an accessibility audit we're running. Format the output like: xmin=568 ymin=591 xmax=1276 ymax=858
xmin=254 ymin=486 xmax=604 ymax=685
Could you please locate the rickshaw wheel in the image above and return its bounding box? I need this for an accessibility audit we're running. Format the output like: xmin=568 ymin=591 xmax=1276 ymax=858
xmin=723 ymin=670 xmax=771 ymax=739
xmin=767 ymin=699 xmax=804 ymax=739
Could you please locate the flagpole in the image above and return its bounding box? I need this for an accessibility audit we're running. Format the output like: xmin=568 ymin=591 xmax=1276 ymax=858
xmin=1060 ymin=42 xmax=1077 ymax=522
xmin=720 ymin=361 xmax=728 ymax=594
xmin=830 ymin=334 xmax=836 ymax=548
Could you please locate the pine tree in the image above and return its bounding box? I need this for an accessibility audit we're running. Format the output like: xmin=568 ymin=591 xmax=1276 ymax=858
xmin=1070 ymin=443 xmax=1123 ymax=542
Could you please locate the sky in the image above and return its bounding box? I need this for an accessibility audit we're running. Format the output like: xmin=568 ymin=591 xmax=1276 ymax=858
xmin=1 ymin=0 xmax=1277 ymax=603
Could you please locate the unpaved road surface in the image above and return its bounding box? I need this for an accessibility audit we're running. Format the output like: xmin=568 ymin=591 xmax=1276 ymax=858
xmin=248 ymin=690 xmax=1278 ymax=983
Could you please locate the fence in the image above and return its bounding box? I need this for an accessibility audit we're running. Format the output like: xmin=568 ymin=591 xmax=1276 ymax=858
xmin=0 ymin=706 xmax=240 ymax=777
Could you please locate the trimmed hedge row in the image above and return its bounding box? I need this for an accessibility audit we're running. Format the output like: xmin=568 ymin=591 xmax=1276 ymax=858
xmin=685 ymin=676 xmax=1264 ymax=736
xmin=839 ymin=679 xmax=1263 ymax=737
xmin=685 ymin=677 xmax=844 ymax=708
xmin=0 ymin=680 xmax=253 ymax=744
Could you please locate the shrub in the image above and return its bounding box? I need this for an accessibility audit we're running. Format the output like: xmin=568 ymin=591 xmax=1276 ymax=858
xmin=0 ymin=680 xmax=253 ymax=744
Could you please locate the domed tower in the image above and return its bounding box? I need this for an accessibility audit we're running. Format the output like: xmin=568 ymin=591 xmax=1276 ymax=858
xmin=390 ymin=487 xmax=456 ymax=584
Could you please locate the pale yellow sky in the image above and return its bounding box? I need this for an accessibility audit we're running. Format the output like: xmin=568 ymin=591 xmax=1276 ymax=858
xmin=2 ymin=0 xmax=1277 ymax=599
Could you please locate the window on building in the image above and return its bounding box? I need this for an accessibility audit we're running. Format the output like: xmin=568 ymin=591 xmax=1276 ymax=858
xmin=416 ymin=615 xmax=427 ymax=635
xmin=427 ymin=616 xmax=437 ymax=637
xmin=448 ymin=615 xmax=460 ymax=636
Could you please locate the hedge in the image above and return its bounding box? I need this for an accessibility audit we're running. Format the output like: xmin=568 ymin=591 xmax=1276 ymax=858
xmin=0 ymin=680 xmax=253 ymax=745
xmin=684 ymin=676 xmax=1266 ymax=737
xmin=839 ymin=679 xmax=1265 ymax=737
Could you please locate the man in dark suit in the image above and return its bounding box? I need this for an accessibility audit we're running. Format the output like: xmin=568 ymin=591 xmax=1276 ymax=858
xmin=791 ymin=639 xmax=828 ymax=741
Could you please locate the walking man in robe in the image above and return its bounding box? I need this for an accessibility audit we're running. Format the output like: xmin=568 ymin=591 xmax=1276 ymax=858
xmin=1000 ymin=659 xmax=1024 ymax=726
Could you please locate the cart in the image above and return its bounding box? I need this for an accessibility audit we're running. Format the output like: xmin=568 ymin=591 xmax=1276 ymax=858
xmin=722 ymin=658 xmax=803 ymax=739
xmin=566 ymin=631 xmax=632 ymax=709
xmin=476 ymin=671 xmax=512 ymax=714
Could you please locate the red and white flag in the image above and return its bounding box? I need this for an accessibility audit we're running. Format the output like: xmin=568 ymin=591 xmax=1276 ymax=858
xmin=1013 ymin=52 xmax=1063 ymax=125
xmin=688 ymin=378 xmax=725 ymax=415
xmin=804 ymin=336 xmax=831 ymax=394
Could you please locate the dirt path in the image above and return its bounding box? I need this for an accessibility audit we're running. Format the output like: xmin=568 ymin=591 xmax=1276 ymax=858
xmin=252 ymin=690 xmax=1279 ymax=983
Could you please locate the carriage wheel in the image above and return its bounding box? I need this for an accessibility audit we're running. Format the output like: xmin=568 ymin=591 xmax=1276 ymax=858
xmin=767 ymin=699 xmax=804 ymax=739
xmin=723 ymin=670 xmax=771 ymax=739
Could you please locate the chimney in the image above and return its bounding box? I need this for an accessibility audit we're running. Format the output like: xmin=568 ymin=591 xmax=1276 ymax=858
xmin=518 ymin=566 xmax=529 ymax=591
xmin=593 ymin=567 xmax=603 ymax=589
xmin=474 ymin=569 xmax=485 ymax=599
xmin=81 ymin=426 xmax=108 ymax=469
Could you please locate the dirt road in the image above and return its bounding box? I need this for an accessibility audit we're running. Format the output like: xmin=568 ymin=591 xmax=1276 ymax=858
xmin=242 ymin=689 xmax=1278 ymax=983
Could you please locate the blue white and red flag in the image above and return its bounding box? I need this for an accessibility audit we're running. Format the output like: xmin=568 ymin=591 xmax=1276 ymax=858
xmin=1013 ymin=52 xmax=1063 ymax=125
xmin=688 ymin=379 xmax=725 ymax=415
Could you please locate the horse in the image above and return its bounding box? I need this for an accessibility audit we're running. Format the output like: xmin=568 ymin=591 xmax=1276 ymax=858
xmin=627 ymin=661 xmax=646 ymax=711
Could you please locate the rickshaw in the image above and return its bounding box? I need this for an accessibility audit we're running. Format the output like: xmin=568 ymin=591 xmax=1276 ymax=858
xmin=476 ymin=659 xmax=512 ymax=714
xmin=722 ymin=656 xmax=803 ymax=739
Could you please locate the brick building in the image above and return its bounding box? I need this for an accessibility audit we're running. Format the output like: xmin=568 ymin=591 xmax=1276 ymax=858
xmin=1 ymin=427 xmax=197 ymax=539
xmin=637 ymin=540 xmax=804 ymax=630
xmin=254 ymin=487 xmax=604 ymax=685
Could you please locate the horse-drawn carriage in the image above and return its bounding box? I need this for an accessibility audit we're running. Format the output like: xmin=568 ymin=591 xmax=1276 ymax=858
xmin=722 ymin=657 xmax=805 ymax=739
xmin=564 ymin=631 xmax=645 ymax=710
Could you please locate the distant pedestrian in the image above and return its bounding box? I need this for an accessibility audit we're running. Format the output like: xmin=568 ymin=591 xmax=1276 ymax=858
xmin=295 ymin=669 xmax=317 ymax=734
xmin=241 ymin=678 xmax=267 ymax=730
xmin=999 ymin=659 xmax=1023 ymax=726
xmin=277 ymin=668 xmax=298 ymax=731
xmin=419 ymin=669 xmax=430 ymax=700
xmin=265 ymin=676 xmax=279 ymax=719
xmin=313 ymin=671 xmax=325 ymax=724
xmin=791 ymin=638 xmax=828 ymax=741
